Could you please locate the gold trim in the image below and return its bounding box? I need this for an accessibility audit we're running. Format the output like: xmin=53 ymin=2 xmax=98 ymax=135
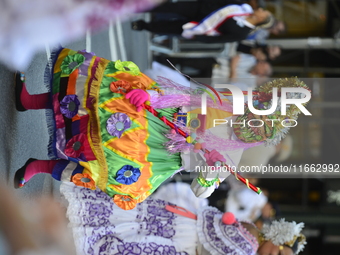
xmin=85 ymin=57 xmax=110 ymax=191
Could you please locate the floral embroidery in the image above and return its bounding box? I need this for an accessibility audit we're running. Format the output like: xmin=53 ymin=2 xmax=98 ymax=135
xmin=60 ymin=94 xmax=80 ymax=118
xmin=198 ymin=207 xmax=257 ymax=254
xmin=114 ymin=60 xmax=140 ymax=75
xmin=110 ymin=80 xmax=132 ymax=95
xmin=116 ymin=241 xmax=185 ymax=255
xmin=141 ymin=199 xmax=177 ymax=239
xmin=61 ymin=53 xmax=85 ymax=74
xmin=115 ymin=165 xmax=141 ymax=185
xmin=106 ymin=112 xmax=131 ymax=138
xmin=64 ymin=133 xmax=86 ymax=158
xmin=113 ymin=194 xmax=137 ymax=210
xmin=117 ymin=242 xmax=142 ymax=254
xmin=72 ymin=173 xmax=96 ymax=190
xmin=62 ymin=184 xmax=190 ymax=255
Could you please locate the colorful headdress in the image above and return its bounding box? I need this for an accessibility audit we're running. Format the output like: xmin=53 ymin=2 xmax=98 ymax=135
xmin=261 ymin=218 xmax=307 ymax=254
xmin=233 ymin=77 xmax=310 ymax=145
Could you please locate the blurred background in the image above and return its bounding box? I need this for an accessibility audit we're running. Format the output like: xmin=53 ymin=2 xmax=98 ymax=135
xmin=148 ymin=1 xmax=340 ymax=255
xmin=1 ymin=0 xmax=340 ymax=254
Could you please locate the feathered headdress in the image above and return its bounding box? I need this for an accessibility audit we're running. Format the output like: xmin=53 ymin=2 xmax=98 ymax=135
xmin=262 ymin=218 xmax=307 ymax=254
xmin=233 ymin=77 xmax=311 ymax=146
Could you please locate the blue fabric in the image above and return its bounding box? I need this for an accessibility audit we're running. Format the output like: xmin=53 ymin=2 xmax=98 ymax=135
xmin=115 ymin=165 xmax=141 ymax=185
xmin=52 ymin=160 xmax=70 ymax=181
xmin=72 ymin=164 xmax=84 ymax=176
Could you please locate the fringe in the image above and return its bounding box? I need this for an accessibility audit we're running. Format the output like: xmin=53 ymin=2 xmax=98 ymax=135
xmin=86 ymin=58 xmax=111 ymax=189
xmin=45 ymin=46 xmax=63 ymax=160
xmin=164 ymin=131 xmax=192 ymax=154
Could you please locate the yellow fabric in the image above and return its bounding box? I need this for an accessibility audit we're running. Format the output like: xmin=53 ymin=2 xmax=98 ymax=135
xmin=188 ymin=107 xmax=232 ymax=129
xmin=102 ymin=97 xmax=153 ymax=199
xmin=85 ymin=57 xmax=111 ymax=191
xmin=54 ymin=48 xmax=73 ymax=74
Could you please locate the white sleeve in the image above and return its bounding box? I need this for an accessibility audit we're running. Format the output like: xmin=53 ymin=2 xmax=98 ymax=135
xmin=186 ymin=151 xmax=221 ymax=198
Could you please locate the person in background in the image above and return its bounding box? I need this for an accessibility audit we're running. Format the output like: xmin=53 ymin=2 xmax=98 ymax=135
xmin=237 ymin=42 xmax=282 ymax=61
xmin=229 ymin=53 xmax=272 ymax=89
xmin=211 ymin=42 xmax=273 ymax=91
xmin=132 ymin=1 xmax=275 ymax=43
xmin=247 ymin=19 xmax=286 ymax=45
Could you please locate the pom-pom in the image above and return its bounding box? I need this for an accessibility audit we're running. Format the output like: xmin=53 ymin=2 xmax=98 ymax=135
xmin=262 ymin=218 xmax=306 ymax=254
xmin=222 ymin=212 xmax=236 ymax=225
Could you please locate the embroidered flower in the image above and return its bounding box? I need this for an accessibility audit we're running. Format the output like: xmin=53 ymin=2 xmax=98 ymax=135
xmin=106 ymin=112 xmax=131 ymax=138
xmin=113 ymin=194 xmax=137 ymax=210
xmin=64 ymin=133 xmax=86 ymax=158
xmin=115 ymin=165 xmax=141 ymax=185
xmin=61 ymin=53 xmax=85 ymax=74
xmin=72 ymin=173 xmax=96 ymax=190
xmin=60 ymin=95 xmax=80 ymax=118
xmin=110 ymin=80 xmax=133 ymax=95
xmin=114 ymin=60 xmax=140 ymax=75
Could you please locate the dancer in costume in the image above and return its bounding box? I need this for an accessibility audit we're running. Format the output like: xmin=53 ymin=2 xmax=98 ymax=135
xmin=14 ymin=48 xmax=309 ymax=210
xmin=61 ymin=182 xmax=307 ymax=255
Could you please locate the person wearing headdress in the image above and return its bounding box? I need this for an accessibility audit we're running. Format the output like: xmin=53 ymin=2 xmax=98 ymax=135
xmin=132 ymin=0 xmax=275 ymax=43
xmin=14 ymin=47 xmax=309 ymax=210
xmin=61 ymin=182 xmax=307 ymax=255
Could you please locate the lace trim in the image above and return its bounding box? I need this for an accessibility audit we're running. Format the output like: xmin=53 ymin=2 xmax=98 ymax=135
xmin=197 ymin=206 xmax=257 ymax=255
xmin=237 ymin=221 xmax=259 ymax=252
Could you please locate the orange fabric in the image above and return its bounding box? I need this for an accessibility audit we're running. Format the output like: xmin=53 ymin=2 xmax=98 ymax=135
xmin=72 ymin=115 xmax=81 ymax=122
xmin=109 ymin=72 xmax=156 ymax=91
xmin=67 ymin=69 xmax=78 ymax=95
xmin=113 ymin=195 xmax=137 ymax=210
xmin=72 ymin=173 xmax=96 ymax=190
xmin=104 ymin=97 xmax=152 ymax=199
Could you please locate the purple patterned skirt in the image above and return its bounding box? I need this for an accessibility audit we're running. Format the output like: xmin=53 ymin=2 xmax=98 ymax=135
xmin=61 ymin=182 xmax=259 ymax=255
